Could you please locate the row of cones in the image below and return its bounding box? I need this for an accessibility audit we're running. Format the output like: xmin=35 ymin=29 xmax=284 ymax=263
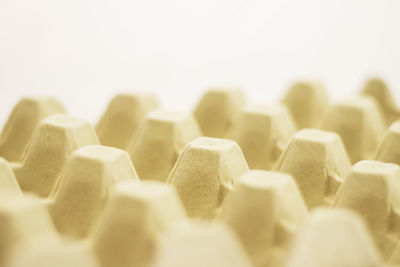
xmin=0 ymin=77 xmax=398 ymax=266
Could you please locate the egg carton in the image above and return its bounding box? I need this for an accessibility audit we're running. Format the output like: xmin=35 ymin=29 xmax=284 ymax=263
xmin=0 ymin=77 xmax=399 ymax=267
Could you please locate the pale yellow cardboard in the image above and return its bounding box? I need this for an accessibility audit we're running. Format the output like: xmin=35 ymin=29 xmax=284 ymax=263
xmin=0 ymin=157 xmax=21 ymax=194
xmin=96 ymin=93 xmax=159 ymax=150
xmin=1 ymin=89 xmax=399 ymax=266
xmin=193 ymin=89 xmax=245 ymax=137
xmin=0 ymin=97 xmax=66 ymax=162
xmin=93 ymin=180 xmax=185 ymax=267
xmin=362 ymin=77 xmax=400 ymax=126
xmin=8 ymin=241 xmax=99 ymax=267
xmin=320 ymin=96 xmax=385 ymax=163
xmin=335 ymin=160 xmax=400 ymax=258
xmin=12 ymin=114 xmax=99 ymax=197
xmin=167 ymin=137 xmax=249 ymax=219
xmin=286 ymin=209 xmax=382 ymax=267
xmin=282 ymin=81 xmax=329 ymax=129
xmin=0 ymin=194 xmax=60 ymax=267
xmin=376 ymin=120 xmax=400 ymax=165
xmin=129 ymin=110 xmax=201 ymax=182
xmin=274 ymin=129 xmax=351 ymax=209
xmin=151 ymin=220 xmax=253 ymax=267
xmin=49 ymin=145 xmax=139 ymax=239
xmin=226 ymin=104 xmax=296 ymax=170
xmin=220 ymin=170 xmax=307 ymax=267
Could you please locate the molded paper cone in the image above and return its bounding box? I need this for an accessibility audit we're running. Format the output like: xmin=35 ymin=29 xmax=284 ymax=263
xmin=274 ymin=129 xmax=351 ymax=209
xmin=375 ymin=120 xmax=400 ymax=165
xmin=282 ymin=81 xmax=329 ymax=129
xmin=335 ymin=160 xmax=400 ymax=258
xmin=0 ymin=194 xmax=60 ymax=267
xmin=220 ymin=170 xmax=307 ymax=267
xmin=361 ymin=77 xmax=400 ymax=126
xmin=13 ymin=114 xmax=99 ymax=197
xmin=0 ymin=97 xmax=65 ymax=162
xmin=167 ymin=137 xmax=249 ymax=219
xmin=0 ymin=158 xmax=21 ymax=194
xmin=96 ymin=93 xmax=159 ymax=150
xmin=49 ymin=145 xmax=139 ymax=239
xmin=193 ymin=89 xmax=245 ymax=137
xmin=286 ymin=209 xmax=382 ymax=267
xmin=226 ymin=104 xmax=296 ymax=170
xmin=151 ymin=220 xmax=253 ymax=267
xmin=93 ymin=180 xmax=185 ymax=267
xmin=320 ymin=96 xmax=385 ymax=163
xmin=129 ymin=110 xmax=201 ymax=182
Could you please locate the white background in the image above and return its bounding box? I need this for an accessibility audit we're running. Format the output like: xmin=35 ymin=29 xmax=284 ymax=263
xmin=1 ymin=0 xmax=399 ymax=126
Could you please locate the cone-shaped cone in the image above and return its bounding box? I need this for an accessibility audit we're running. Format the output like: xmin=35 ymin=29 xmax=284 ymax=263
xmin=286 ymin=209 xmax=382 ymax=267
xmin=335 ymin=160 xmax=400 ymax=258
xmin=129 ymin=110 xmax=201 ymax=182
xmin=49 ymin=145 xmax=139 ymax=238
xmin=376 ymin=120 xmax=400 ymax=165
xmin=220 ymin=170 xmax=307 ymax=267
xmin=361 ymin=77 xmax=400 ymax=126
xmin=0 ymin=97 xmax=66 ymax=162
xmin=96 ymin=93 xmax=159 ymax=150
xmin=167 ymin=137 xmax=249 ymax=219
xmin=226 ymin=104 xmax=296 ymax=170
xmin=0 ymin=158 xmax=21 ymax=194
xmin=274 ymin=129 xmax=351 ymax=209
xmin=0 ymin=194 xmax=60 ymax=267
xmin=93 ymin=180 xmax=185 ymax=267
xmin=193 ymin=89 xmax=245 ymax=137
xmin=152 ymin=220 xmax=253 ymax=267
xmin=282 ymin=81 xmax=329 ymax=129
xmin=320 ymin=96 xmax=385 ymax=163
xmin=12 ymin=114 xmax=99 ymax=197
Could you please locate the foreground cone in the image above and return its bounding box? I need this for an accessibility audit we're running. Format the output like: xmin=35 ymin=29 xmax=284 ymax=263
xmin=13 ymin=114 xmax=99 ymax=197
xmin=152 ymin=221 xmax=253 ymax=267
xmin=93 ymin=180 xmax=185 ymax=267
xmin=49 ymin=145 xmax=139 ymax=238
xmin=361 ymin=77 xmax=400 ymax=126
xmin=129 ymin=110 xmax=201 ymax=182
xmin=0 ymin=97 xmax=65 ymax=162
xmin=335 ymin=160 xmax=400 ymax=258
xmin=0 ymin=157 xmax=21 ymax=194
xmin=193 ymin=89 xmax=245 ymax=137
xmin=226 ymin=104 xmax=296 ymax=170
xmin=286 ymin=209 xmax=382 ymax=267
xmin=282 ymin=81 xmax=329 ymax=129
xmin=96 ymin=93 xmax=159 ymax=150
xmin=220 ymin=170 xmax=307 ymax=267
xmin=167 ymin=137 xmax=249 ymax=219
xmin=0 ymin=194 xmax=60 ymax=267
xmin=320 ymin=96 xmax=385 ymax=163
xmin=274 ymin=129 xmax=351 ymax=209
xmin=375 ymin=120 xmax=400 ymax=165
